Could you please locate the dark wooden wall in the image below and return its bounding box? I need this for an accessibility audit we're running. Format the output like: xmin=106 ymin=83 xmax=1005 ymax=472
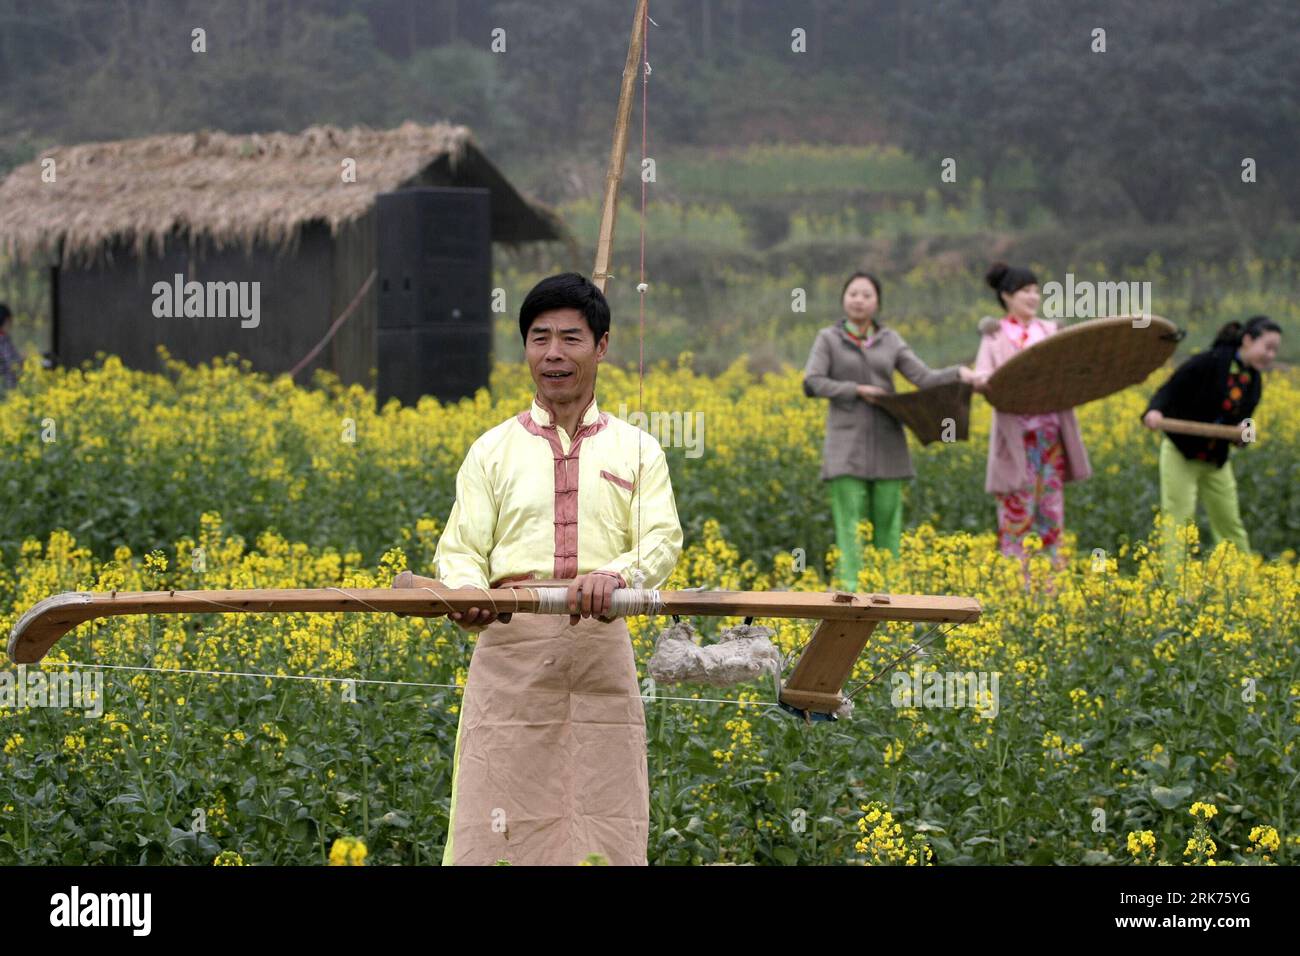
xmin=56 ymin=227 xmax=336 ymax=379
xmin=330 ymin=212 xmax=378 ymax=390
xmin=53 ymin=180 xmax=514 ymax=397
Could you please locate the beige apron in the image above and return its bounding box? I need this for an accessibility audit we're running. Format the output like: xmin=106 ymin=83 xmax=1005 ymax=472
xmin=442 ymin=612 xmax=650 ymax=866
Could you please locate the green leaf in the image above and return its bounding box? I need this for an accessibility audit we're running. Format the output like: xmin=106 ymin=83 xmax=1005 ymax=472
xmin=771 ymin=846 xmax=798 ymax=865
xmin=1150 ymin=783 xmax=1193 ymax=809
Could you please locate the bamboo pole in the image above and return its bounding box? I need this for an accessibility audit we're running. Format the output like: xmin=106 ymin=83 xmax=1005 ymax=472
xmin=591 ymin=0 xmax=648 ymax=294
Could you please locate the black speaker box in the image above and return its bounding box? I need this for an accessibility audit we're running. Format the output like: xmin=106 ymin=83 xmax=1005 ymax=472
xmin=377 ymin=187 xmax=491 ymax=329
xmin=375 ymin=188 xmax=493 ymax=405
xmin=377 ymin=325 xmax=492 ymax=407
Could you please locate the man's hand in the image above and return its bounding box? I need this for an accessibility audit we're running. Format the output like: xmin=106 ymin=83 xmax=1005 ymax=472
xmin=391 ymin=572 xmax=508 ymax=631
xmin=566 ymin=572 xmax=620 ymax=625
xmin=1142 ymin=409 xmax=1164 ymax=430
xmin=450 ymin=586 xmax=511 ymax=633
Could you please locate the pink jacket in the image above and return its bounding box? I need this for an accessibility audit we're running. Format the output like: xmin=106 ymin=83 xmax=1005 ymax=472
xmin=974 ymin=317 xmax=1092 ymax=495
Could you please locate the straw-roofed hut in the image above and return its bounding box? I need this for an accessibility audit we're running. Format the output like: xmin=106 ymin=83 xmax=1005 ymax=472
xmin=0 ymin=122 xmax=564 ymax=401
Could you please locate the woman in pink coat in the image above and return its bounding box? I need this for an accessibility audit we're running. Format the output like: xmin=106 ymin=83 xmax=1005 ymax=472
xmin=974 ymin=263 xmax=1092 ymax=564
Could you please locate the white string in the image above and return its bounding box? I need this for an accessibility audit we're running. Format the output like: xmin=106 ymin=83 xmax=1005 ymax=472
xmin=644 ymin=693 xmax=779 ymax=708
xmin=325 ymin=585 xmax=386 ymax=614
xmin=79 ymin=585 xmax=659 ymax=625
xmin=170 ymin=592 xmax=259 ymax=613
xmin=39 ymin=660 xmax=777 ymax=708
xmin=533 ymin=586 xmax=662 ymax=616
xmin=43 ymin=660 xmax=459 ymax=690
xmin=635 ymin=0 xmax=650 ymax=595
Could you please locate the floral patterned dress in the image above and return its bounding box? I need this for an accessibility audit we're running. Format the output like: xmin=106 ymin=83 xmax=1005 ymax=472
xmin=992 ymin=317 xmax=1066 ymax=559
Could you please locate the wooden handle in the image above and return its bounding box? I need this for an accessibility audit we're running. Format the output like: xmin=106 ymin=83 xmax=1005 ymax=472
xmin=1157 ymin=417 xmax=1248 ymax=440
xmin=781 ymin=619 xmax=877 ymax=716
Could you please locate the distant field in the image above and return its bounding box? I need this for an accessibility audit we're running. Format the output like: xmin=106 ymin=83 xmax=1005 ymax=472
xmin=497 ymin=256 xmax=1300 ymax=374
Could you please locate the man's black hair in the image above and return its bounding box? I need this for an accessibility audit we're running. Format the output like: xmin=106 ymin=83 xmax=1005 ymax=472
xmin=0 ymin=303 xmax=11 ymax=325
xmin=518 ymin=273 xmax=610 ymax=343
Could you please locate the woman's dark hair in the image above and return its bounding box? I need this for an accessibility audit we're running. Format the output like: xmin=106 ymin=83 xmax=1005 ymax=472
xmin=1212 ymin=314 xmax=1282 ymax=349
xmin=0 ymin=303 xmax=11 ymax=326
xmin=519 ymin=273 xmax=610 ymax=343
xmin=985 ymin=262 xmax=1039 ymax=308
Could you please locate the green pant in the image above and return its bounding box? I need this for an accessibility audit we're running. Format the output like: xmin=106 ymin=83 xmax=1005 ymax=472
xmin=1158 ymin=438 xmax=1250 ymax=573
xmin=829 ymin=476 xmax=903 ymax=590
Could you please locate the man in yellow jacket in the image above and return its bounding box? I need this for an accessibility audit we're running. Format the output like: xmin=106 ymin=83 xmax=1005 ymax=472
xmin=433 ymin=272 xmax=682 ymax=865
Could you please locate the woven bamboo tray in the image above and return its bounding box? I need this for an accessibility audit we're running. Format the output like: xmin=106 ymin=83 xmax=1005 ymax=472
xmin=875 ymin=381 xmax=973 ymax=445
xmin=984 ymin=315 xmax=1182 ymax=414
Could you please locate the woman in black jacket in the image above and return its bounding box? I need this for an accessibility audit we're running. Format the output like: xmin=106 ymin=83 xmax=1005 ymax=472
xmin=1142 ymin=315 xmax=1282 ymax=568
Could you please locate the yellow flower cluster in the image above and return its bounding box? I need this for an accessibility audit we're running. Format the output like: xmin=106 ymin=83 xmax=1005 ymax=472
xmin=258 ymin=723 xmax=289 ymax=760
xmin=1247 ymin=826 xmax=1280 ymax=861
xmin=1210 ymin=752 xmax=1236 ymax=776
xmin=1041 ymin=731 xmax=1084 ymax=770
xmin=1182 ymin=802 xmax=1223 ymax=866
xmin=854 ymin=802 xmax=932 ymax=866
xmin=883 ymin=738 xmax=905 ymax=766
xmin=328 ymin=836 xmax=368 ymax=866
xmin=1126 ymin=830 xmax=1157 ymax=861
xmin=1183 ymin=835 xmax=1218 ymax=861
xmin=1067 ymin=688 xmax=1104 ymax=722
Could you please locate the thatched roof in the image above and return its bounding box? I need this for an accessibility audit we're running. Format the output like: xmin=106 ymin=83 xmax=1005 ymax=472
xmin=0 ymin=122 xmax=565 ymax=265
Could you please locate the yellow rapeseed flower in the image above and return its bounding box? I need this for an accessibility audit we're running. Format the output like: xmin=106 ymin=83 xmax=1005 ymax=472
xmin=328 ymin=836 xmax=368 ymax=866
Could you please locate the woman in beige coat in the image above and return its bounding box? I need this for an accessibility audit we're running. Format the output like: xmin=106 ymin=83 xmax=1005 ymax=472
xmin=804 ymin=271 xmax=982 ymax=589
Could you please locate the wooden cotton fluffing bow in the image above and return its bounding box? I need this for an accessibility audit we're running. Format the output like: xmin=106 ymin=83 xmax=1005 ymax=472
xmin=6 ymin=577 xmax=979 ymax=721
